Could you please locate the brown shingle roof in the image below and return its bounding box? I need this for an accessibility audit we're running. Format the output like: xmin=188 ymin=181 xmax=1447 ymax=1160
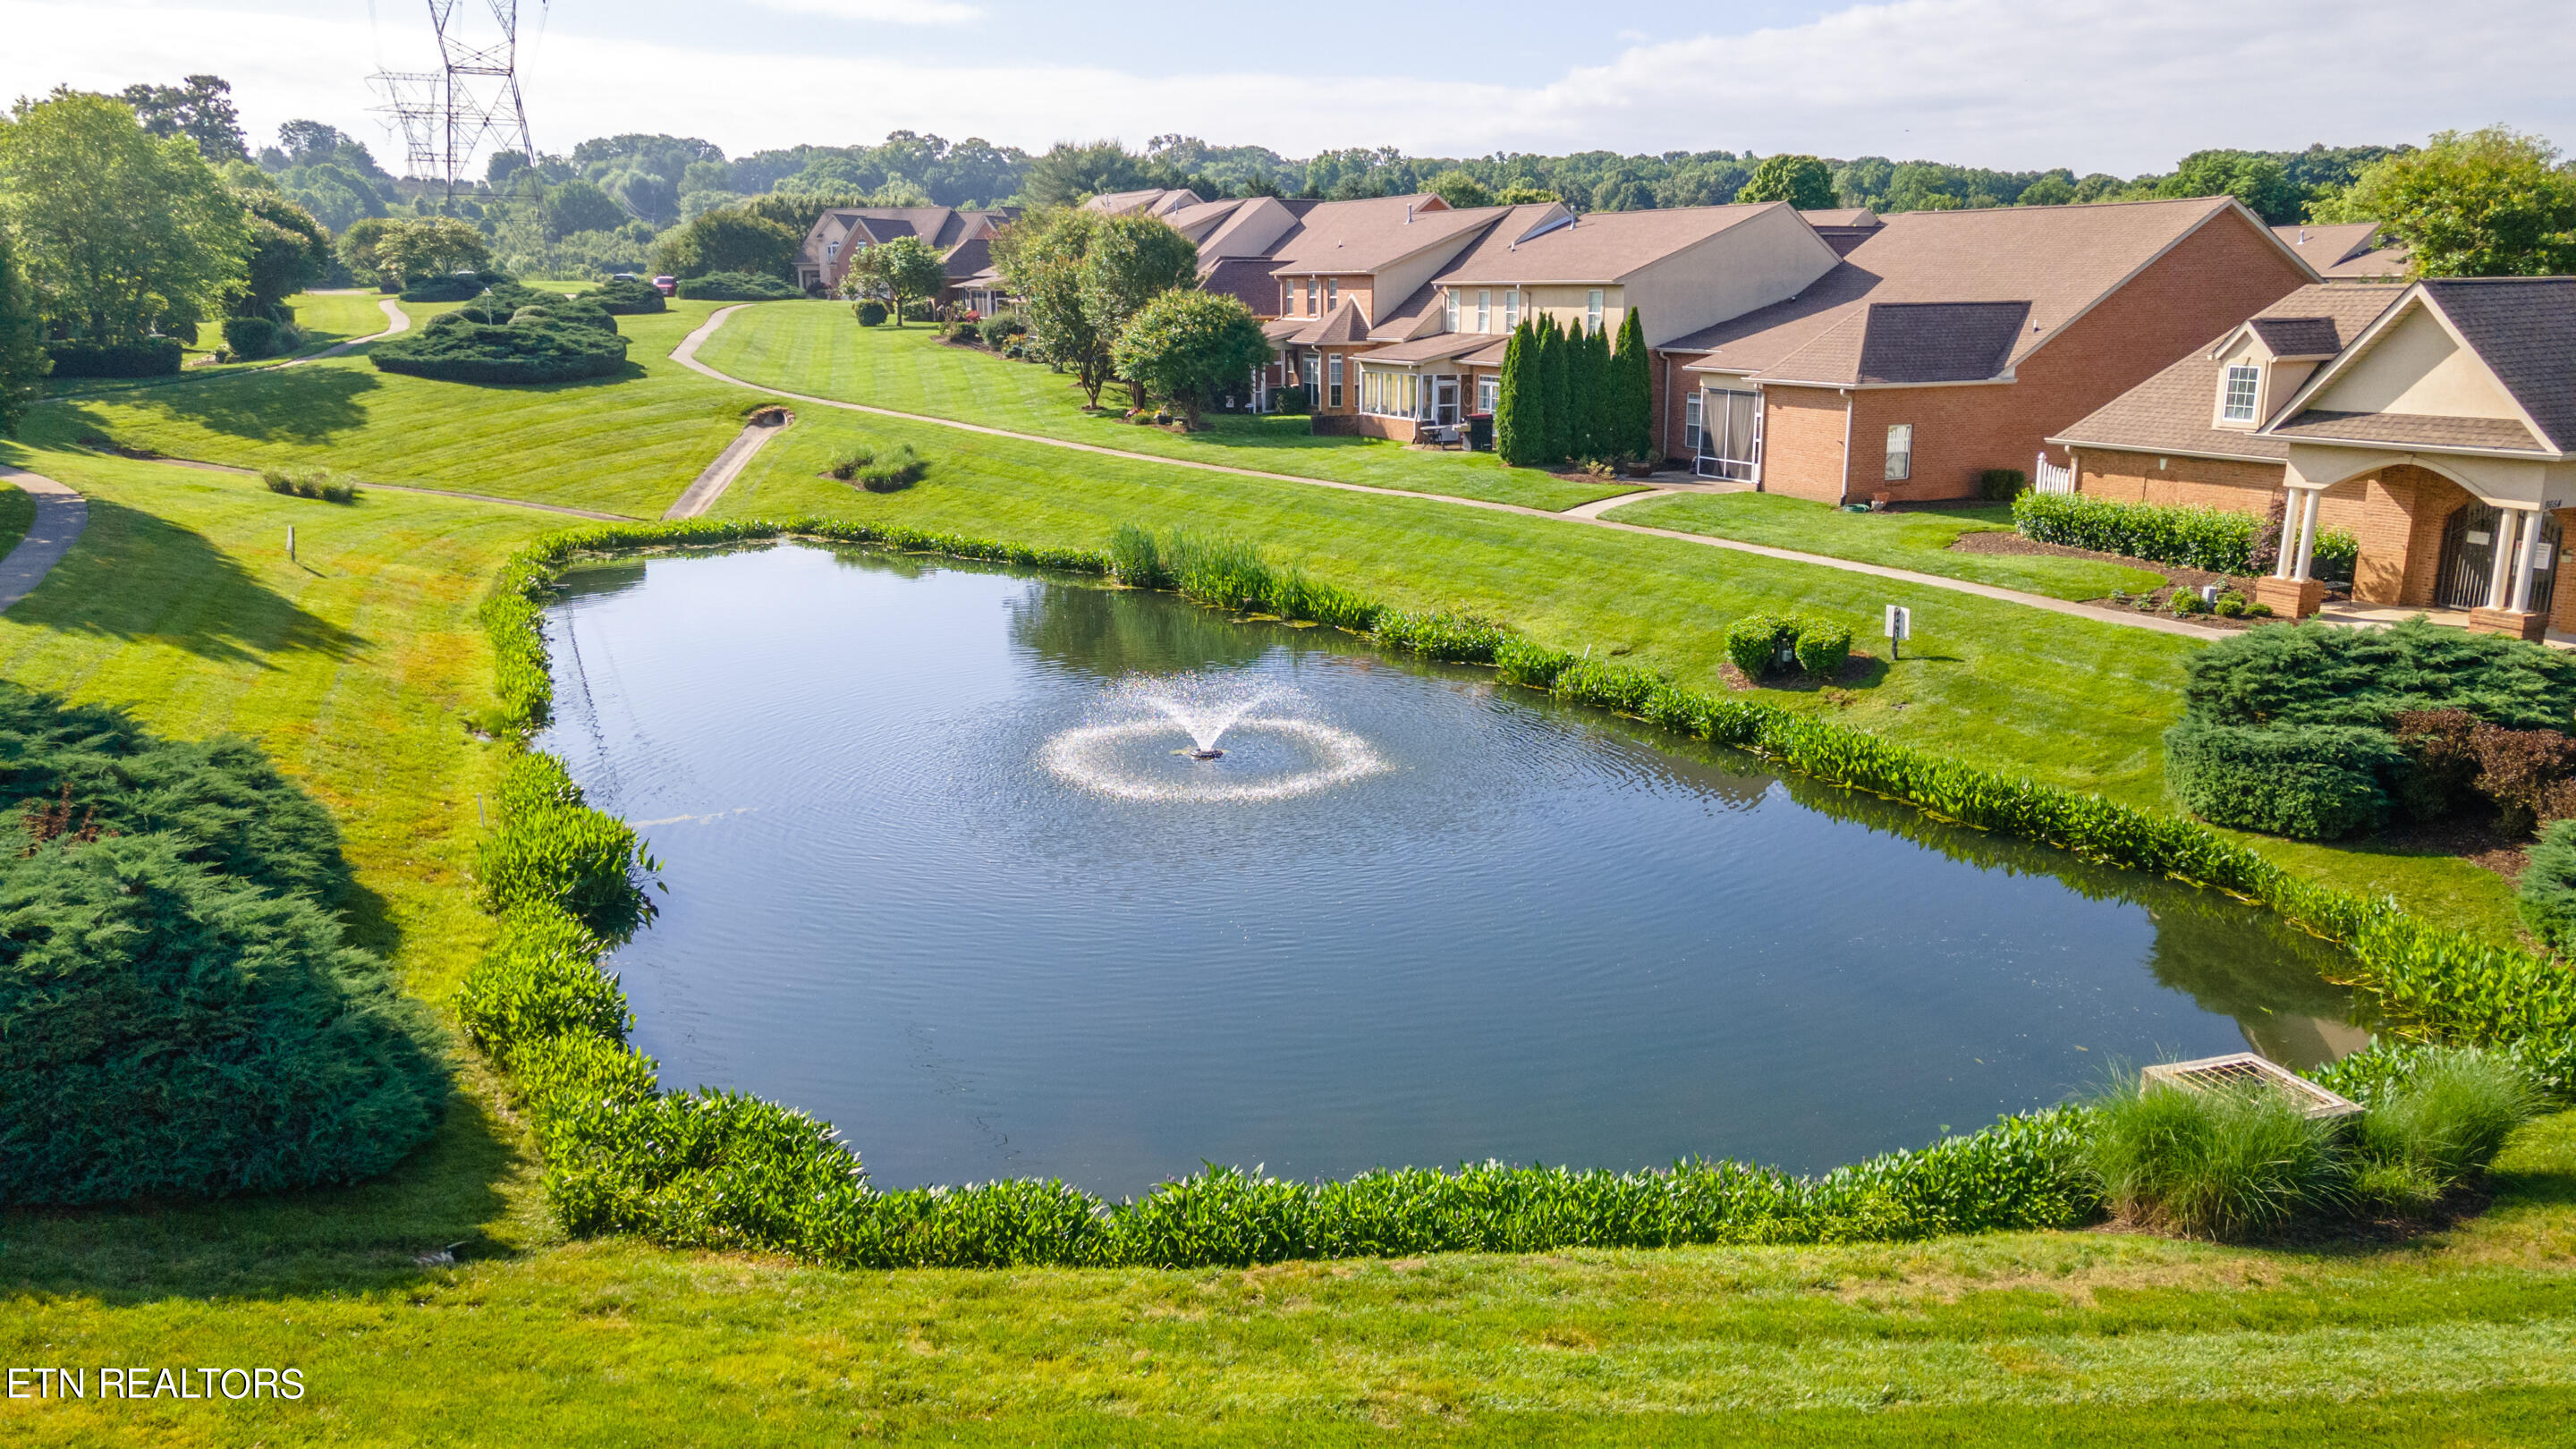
xmin=939 ymin=235 xmax=992 ymax=281
xmin=1202 ymin=256 xmax=1285 ymax=315
xmin=2272 ymin=222 xmax=2410 ymax=279
xmin=1263 ymin=194 xmax=1491 ymax=276
xmin=2269 ymin=409 xmax=2544 ymax=451
xmin=1670 ymin=197 xmax=2259 ymax=383
xmin=2419 ymin=277 xmax=2576 ymax=453
xmin=2246 ymin=316 xmax=2343 ymax=358
xmin=2050 ymin=283 xmax=2402 ymax=460
xmin=1281 ymin=297 xmax=1371 ymax=346
xmin=1352 ymin=333 xmax=1499 ymax=365
xmin=1433 ymin=204 xmax=1776 ymax=284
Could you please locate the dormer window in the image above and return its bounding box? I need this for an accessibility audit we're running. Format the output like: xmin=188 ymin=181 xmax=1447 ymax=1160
xmin=2221 ymin=364 xmax=2260 ymax=422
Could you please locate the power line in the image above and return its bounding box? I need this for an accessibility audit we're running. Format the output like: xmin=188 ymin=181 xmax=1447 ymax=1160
xmin=369 ymin=0 xmax=543 ymax=203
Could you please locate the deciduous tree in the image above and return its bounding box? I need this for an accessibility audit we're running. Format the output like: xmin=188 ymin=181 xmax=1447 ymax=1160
xmin=999 ymin=208 xmax=1110 ymax=402
xmin=118 ymin=74 xmax=246 ymax=164
xmin=651 ymin=208 xmax=801 ymax=281
xmin=1109 ymin=290 xmax=1270 ymax=423
xmin=2335 ymin=128 xmax=2576 ymax=277
xmin=1734 ymin=155 xmax=1835 ymax=210
xmin=843 ymin=233 xmax=947 ymax=326
xmin=0 ymin=224 xmax=48 ymax=436
xmin=0 ymin=89 xmax=250 ymax=343
xmin=1080 ymin=215 xmax=1198 ymax=407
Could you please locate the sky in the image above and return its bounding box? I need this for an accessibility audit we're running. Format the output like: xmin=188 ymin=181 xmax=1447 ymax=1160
xmin=6 ymin=0 xmax=2574 ymax=177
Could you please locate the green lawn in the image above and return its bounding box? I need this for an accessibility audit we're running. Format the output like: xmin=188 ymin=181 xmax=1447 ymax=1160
xmin=1608 ymin=490 xmax=2170 ymax=602
xmin=21 ymin=303 xmax=767 ymax=518
xmin=0 ymin=479 xmax=34 ymax=559
xmin=0 ymin=425 xmax=2568 ymax=1443
xmin=692 ymin=300 xmax=1638 ymax=512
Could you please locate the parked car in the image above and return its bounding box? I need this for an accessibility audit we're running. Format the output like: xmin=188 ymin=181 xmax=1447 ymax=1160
xmin=610 ymin=272 xmax=640 ymax=283
xmin=651 ymin=275 xmax=678 ymax=297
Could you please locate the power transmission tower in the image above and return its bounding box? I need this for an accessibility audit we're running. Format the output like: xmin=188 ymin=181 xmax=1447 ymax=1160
xmin=369 ymin=0 xmax=540 ymax=205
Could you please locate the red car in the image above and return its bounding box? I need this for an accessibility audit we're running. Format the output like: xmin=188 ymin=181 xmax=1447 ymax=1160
xmin=651 ymin=275 xmax=678 ymax=297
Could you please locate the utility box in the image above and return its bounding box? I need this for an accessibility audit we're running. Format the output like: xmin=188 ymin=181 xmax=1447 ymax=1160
xmin=1467 ymin=413 xmax=1494 ymax=452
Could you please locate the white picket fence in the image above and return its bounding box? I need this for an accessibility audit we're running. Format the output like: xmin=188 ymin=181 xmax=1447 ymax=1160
xmin=2033 ymin=452 xmax=2076 ymax=495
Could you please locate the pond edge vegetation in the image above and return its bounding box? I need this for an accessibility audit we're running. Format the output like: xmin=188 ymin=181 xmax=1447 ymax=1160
xmin=460 ymin=515 xmax=2570 ymax=1268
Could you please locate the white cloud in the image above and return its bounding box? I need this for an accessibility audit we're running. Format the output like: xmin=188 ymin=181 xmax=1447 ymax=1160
xmin=4 ymin=0 xmax=2569 ymax=175
xmin=740 ymin=0 xmax=983 ymax=25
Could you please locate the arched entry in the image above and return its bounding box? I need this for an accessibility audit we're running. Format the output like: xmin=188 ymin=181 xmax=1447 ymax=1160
xmin=2436 ymin=504 xmax=2562 ymax=613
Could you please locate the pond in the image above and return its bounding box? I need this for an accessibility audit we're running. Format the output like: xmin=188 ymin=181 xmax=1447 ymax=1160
xmin=538 ymin=543 xmax=2366 ymax=1195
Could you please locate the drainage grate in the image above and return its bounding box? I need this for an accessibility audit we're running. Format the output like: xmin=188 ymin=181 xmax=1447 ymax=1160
xmin=2139 ymin=1052 xmax=2361 ymax=1120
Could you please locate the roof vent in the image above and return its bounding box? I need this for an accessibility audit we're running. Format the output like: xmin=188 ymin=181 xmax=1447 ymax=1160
xmin=1405 ymin=202 xmax=1414 ymax=224
xmin=2139 ymin=1053 xmax=2360 ymax=1120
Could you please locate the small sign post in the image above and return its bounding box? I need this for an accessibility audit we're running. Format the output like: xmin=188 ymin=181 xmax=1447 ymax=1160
xmin=1884 ymin=604 xmax=1911 ymax=661
xmin=287 ymin=525 xmax=295 ymax=564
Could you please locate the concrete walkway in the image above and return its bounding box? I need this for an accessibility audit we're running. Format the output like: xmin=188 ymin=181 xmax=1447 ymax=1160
xmin=0 ymin=465 xmax=87 ymax=614
xmin=664 ymin=409 xmax=792 ymax=520
xmin=670 ymin=308 xmax=2219 ymax=640
xmin=300 ymin=298 xmax=408 ymax=361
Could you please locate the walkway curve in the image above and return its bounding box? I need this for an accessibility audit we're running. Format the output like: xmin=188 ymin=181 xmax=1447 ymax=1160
xmin=664 ymin=408 xmax=792 ymax=520
xmin=301 ymin=298 xmax=408 ymax=362
xmin=670 ymin=308 xmax=2217 ymax=641
xmin=0 ymin=465 xmax=87 ymax=614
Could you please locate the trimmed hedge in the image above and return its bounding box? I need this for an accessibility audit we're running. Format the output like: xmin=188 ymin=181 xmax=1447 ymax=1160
xmin=370 ymin=310 xmax=629 ymax=385
xmin=854 ymin=299 xmax=889 ymax=326
xmin=222 ymin=316 xmax=279 ymax=360
xmin=398 ymin=270 xmax=511 ymax=303
xmin=45 ymin=337 xmax=182 ymax=378
xmin=462 ymin=518 xmax=2576 ymax=1270
xmin=2013 ymin=490 xmax=2358 ymax=580
xmin=2165 ymin=717 xmax=2401 ymax=840
xmin=681 ymin=271 xmax=803 ymax=301
xmin=2183 ymin=616 xmax=2576 ymax=733
xmin=591 ymin=278 xmax=667 ymax=315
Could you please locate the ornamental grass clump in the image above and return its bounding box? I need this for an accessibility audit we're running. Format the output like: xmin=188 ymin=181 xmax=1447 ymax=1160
xmin=824 ymin=443 xmax=927 ymax=492
xmin=2085 ymin=1076 xmax=2346 ymax=1239
xmin=261 ymin=467 xmax=359 ymax=504
xmin=2333 ymin=1047 xmax=2536 ymax=1210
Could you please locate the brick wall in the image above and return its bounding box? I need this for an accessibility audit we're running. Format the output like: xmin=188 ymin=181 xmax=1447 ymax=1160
xmin=1759 ymin=386 xmax=1852 ymax=503
xmin=1855 ymin=210 xmax=2313 ymax=502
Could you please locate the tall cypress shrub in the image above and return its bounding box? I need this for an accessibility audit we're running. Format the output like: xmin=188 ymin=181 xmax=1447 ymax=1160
xmin=1565 ymin=322 xmax=1599 ymax=461
xmin=1581 ymin=322 xmax=1615 ymax=461
xmin=1614 ymin=307 xmax=1653 ymax=462
xmin=1538 ymin=318 xmax=1572 ymax=465
xmin=1494 ymin=321 xmax=1532 ymax=466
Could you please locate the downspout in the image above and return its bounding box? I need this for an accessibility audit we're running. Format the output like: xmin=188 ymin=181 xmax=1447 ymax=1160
xmin=1836 ymin=388 xmax=1854 ymax=506
xmin=1655 ymin=353 xmax=1669 ymax=463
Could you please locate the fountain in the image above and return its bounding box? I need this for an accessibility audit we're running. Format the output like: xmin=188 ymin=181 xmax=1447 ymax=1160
xmin=1040 ymin=673 xmax=1390 ymax=802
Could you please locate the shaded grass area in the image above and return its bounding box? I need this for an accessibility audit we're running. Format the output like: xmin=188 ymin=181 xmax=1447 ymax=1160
xmin=9 ymin=1112 xmax=2576 ymax=1444
xmin=692 ymin=300 xmax=1636 ymax=512
xmin=1608 ymin=490 xmax=2171 ymax=602
xmin=723 ymin=409 xmax=2521 ymax=937
xmin=0 ymin=479 xmax=35 ymax=559
xmin=0 ymin=440 xmax=563 ymax=1292
xmin=20 ymin=302 xmax=765 ymax=518
xmin=3 ymin=436 xmax=2574 ymax=1443
xmin=34 ymin=292 xmax=402 ymax=402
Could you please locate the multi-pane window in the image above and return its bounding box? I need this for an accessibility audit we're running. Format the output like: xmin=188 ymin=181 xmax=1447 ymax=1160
xmin=2221 ymin=364 xmax=2261 ymax=422
xmin=1588 ymin=289 xmax=1604 ymax=330
xmin=1326 ymin=280 xmax=1340 ymax=310
xmin=1281 ymin=282 xmax=1293 ymax=315
xmin=1327 ymin=353 xmax=1344 ymax=408
xmin=1477 ymin=374 xmax=1497 ymax=414
xmin=1476 ymin=290 xmax=1491 ymax=331
xmin=1445 ymin=290 xmax=1460 ymax=331
xmin=1698 ymin=389 xmax=1761 ymax=482
xmin=1504 ymin=290 xmax=1520 ymax=329
xmin=1884 ymin=423 xmax=1913 ymax=481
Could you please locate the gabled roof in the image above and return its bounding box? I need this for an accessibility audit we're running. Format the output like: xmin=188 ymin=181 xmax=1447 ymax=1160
xmin=805 ymin=207 xmax=1019 ymax=265
xmin=2047 ymin=283 xmax=2406 ymax=461
xmin=1202 ymin=255 xmax=1286 ymax=314
xmin=1083 ymin=187 xmax=1203 ymax=217
xmin=2245 ymin=315 xmax=2343 ymax=358
xmin=2417 ymin=277 xmax=2576 ymax=453
xmin=1351 ymin=333 xmax=1498 ymax=365
xmin=2272 ymin=222 xmax=2411 ymax=280
xmin=2267 ymin=410 xmax=2541 ymax=451
xmin=940 ymin=235 xmax=992 ymax=281
xmin=1262 ymin=194 xmax=1482 ymax=276
xmin=1671 ymin=197 xmax=2281 ymax=384
xmin=1279 ymin=297 xmax=1372 ymax=346
xmin=1432 ymin=203 xmax=1779 ymax=285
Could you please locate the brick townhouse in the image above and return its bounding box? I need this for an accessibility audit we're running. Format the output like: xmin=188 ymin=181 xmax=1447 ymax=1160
xmin=1650 ymin=198 xmax=2321 ymax=502
xmin=2052 ymin=277 xmax=2576 ymax=638
xmin=793 ymin=206 xmax=1020 ymax=301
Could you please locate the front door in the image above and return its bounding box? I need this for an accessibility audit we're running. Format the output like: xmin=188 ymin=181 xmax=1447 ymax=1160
xmin=2436 ymin=503 xmax=2562 ymax=613
xmin=1435 ymin=377 xmax=1459 ymax=426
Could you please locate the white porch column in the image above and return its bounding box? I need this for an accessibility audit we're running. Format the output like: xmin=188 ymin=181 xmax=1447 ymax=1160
xmin=2487 ymin=508 xmax=2524 ymax=610
xmin=2512 ymin=507 xmax=2546 ymax=614
xmin=2289 ymin=487 xmax=2323 ymax=583
xmin=2272 ymin=489 xmax=2299 ymax=580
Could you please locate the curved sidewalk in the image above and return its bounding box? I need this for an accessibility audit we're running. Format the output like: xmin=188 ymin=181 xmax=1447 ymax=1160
xmin=0 ymin=465 xmax=87 ymax=614
xmin=670 ymin=308 xmax=2216 ymax=641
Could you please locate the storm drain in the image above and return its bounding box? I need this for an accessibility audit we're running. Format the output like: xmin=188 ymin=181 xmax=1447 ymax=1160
xmin=2140 ymin=1052 xmax=2361 ymax=1120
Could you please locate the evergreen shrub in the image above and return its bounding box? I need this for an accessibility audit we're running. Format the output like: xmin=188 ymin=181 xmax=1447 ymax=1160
xmin=2164 ymin=717 xmax=2400 ymax=839
xmin=591 ymin=278 xmax=667 ymax=315
xmin=45 ymin=338 xmax=182 ymax=377
xmin=1794 ymin=621 xmax=1853 ymax=679
xmin=2520 ymin=819 xmax=2576 ymax=953
xmin=222 ymin=316 xmax=278 ymax=360
xmin=371 ymin=309 xmax=629 ymax=385
xmin=853 ymin=300 xmax=888 ymax=326
xmin=677 ymin=272 xmax=802 ymax=301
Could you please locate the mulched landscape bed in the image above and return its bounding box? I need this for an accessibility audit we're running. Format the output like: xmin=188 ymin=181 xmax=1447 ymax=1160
xmin=1947 ymin=528 xmax=2354 ymax=631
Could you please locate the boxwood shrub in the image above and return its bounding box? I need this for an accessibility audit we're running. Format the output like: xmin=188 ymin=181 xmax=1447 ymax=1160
xmin=2013 ymin=490 xmax=2358 ymax=580
xmin=462 ymin=517 xmax=2576 ymax=1270
xmin=853 ymin=299 xmax=889 ymax=326
xmin=680 ymin=271 xmax=803 ymax=301
xmin=222 ymin=315 xmax=279 ymax=360
xmin=2165 ymin=717 xmax=2402 ymax=840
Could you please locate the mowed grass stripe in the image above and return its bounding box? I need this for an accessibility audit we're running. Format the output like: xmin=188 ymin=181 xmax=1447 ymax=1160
xmin=25 ymin=303 xmax=768 ymax=519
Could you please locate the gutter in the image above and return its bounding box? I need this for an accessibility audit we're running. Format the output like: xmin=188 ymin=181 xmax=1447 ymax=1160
xmin=1836 ymin=386 xmax=1854 ymax=506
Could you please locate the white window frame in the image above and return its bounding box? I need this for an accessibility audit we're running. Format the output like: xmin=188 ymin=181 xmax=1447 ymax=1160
xmin=1445 ymin=290 xmax=1460 ymax=331
xmin=1476 ymin=373 xmax=1497 ymax=415
xmin=1504 ymin=290 xmax=1520 ymax=329
xmin=1304 ymin=280 xmax=1318 ymax=316
xmin=1281 ymin=281 xmax=1292 ymax=315
xmin=1696 ymin=387 xmax=1762 ymax=481
xmin=1476 ymin=290 xmax=1491 ymax=332
xmin=826 ymin=241 xmax=840 ymax=260
xmin=1326 ymin=279 xmax=1340 ymax=310
xmin=1327 ymin=352 xmax=1344 ymax=408
xmin=2221 ymin=364 xmax=2261 ymax=422
xmin=1884 ymin=423 xmax=1913 ymax=481
xmin=1587 ymin=289 xmax=1603 ymax=330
